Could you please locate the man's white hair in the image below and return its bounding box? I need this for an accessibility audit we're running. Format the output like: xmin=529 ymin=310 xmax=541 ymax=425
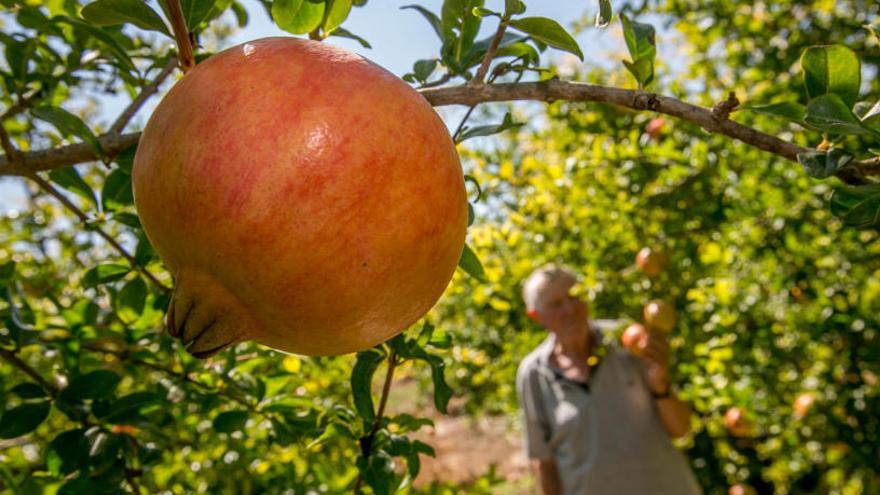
xmin=521 ymin=264 xmax=577 ymax=311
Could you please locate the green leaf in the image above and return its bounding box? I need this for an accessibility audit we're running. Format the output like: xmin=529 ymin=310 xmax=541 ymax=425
xmin=441 ymin=0 xmax=485 ymax=60
xmin=134 ymin=232 xmax=156 ymax=267
xmin=321 ymin=0 xmax=352 ymax=33
xmin=114 ymin=212 xmax=142 ymax=229
xmin=805 ymin=94 xmax=877 ymax=137
xmin=115 ymin=277 xmax=147 ymax=324
xmin=859 ymin=100 xmax=880 ymax=125
xmin=56 ymin=17 xmax=137 ymax=73
xmin=47 ymin=168 xmax=98 ymax=208
xmin=350 ymin=348 xmax=386 ymax=424
xmin=504 ymin=0 xmax=525 ymax=17
xmin=0 ymin=262 xmax=14 ymax=284
xmin=213 ymin=410 xmax=249 ymax=433
xmin=413 ymin=59 xmax=438 ymax=83
xmin=46 ymin=429 xmax=89 ymax=476
xmin=99 ymin=391 xmax=163 ymax=423
xmin=831 ymin=185 xmax=880 ymax=228
xmin=428 ymin=329 xmax=452 ymax=349
xmin=306 ymin=421 xmax=355 ymax=450
xmin=401 ymin=4 xmax=443 ymax=41
xmin=620 ymin=14 xmax=656 ymax=62
xmin=472 ymin=7 xmax=497 ymax=18
xmin=61 ymin=370 xmax=121 ymax=401
xmin=467 ymin=202 xmax=475 ymax=226
xmin=81 ymin=0 xmax=171 ymax=36
xmin=231 ymin=0 xmax=248 ymax=26
xmin=10 ymin=382 xmax=47 ymax=399
xmin=113 ymin=145 xmax=137 ymax=174
xmin=797 ymin=149 xmax=855 ymax=179
xmin=509 ymin=16 xmax=583 ymax=60
xmin=460 ymin=32 xmax=529 ymax=69
xmin=5 ymin=39 xmax=34 ymax=83
xmin=32 ymin=106 xmax=105 ymax=159
xmin=272 ymin=0 xmax=325 ymax=35
xmin=102 ymin=168 xmax=133 ymax=212
xmin=0 ymin=401 xmax=51 ymax=439
xmin=457 ymin=112 xmax=523 ymax=142
xmin=742 ymin=101 xmax=806 ymax=126
xmin=596 ymin=0 xmax=612 ymax=28
xmin=82 ymin=263 xmax=130 ymax=288
xmin=330 ymin=27 xmax=372 ymax=48
xmin=458 ymin=243 xmax=486 ymax=282
xmin=363 ymin=450 xmax=397 ymax=495
xmin=180 ymin=0 xmax=218 ymax=30
xmin=425 ymin=354 xmax=453 ymax=413
xmin=801 ymin=45 xmax=860 ymax=108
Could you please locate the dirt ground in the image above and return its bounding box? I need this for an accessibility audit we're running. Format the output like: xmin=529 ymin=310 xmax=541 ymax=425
xmin=382 ymin=377 xmax=534 ymax=492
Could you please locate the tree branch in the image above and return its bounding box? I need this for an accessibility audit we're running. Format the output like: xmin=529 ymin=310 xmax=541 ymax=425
xmin=1 ymin=80 xmax=877 ymax=184
xmin=0 ymin=132 xmax=139 ymax=176
xmin=470 ymin=18 xmax=508 ymax=86
xmin=110 ymin=57 xmax=179 ymax=135
xmin=165 ymin=0 xmax=195 ymax=72
xmin=0 ymin=348 xmax=59 ymax=397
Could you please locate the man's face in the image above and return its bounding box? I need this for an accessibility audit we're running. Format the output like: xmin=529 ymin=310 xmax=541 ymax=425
xmin=532 ymin=278 xmax=589 ymax=335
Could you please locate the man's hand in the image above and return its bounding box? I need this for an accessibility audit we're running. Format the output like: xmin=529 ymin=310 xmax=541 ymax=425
xmin=639 ymin=331 xmax=670 ymax=394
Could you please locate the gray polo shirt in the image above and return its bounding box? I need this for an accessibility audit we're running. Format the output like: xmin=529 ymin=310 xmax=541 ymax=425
xmin=515 ymin=321 xmax=702 ymax=495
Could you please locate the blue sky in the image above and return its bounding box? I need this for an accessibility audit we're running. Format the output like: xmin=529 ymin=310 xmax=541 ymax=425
xmin=1 ymin=1 xmax=620 ymax=210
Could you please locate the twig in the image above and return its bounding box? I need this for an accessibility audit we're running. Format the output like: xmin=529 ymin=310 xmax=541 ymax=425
xmin=353 ymin=350 xmax=398 ymax=494
xmin=470 ymin=18 xmax=508 ymax=86
xmin=712 ymin=91 xmax=740 ymax=120
xmin=125 ymin=471 xmax=143 ymax=495
xmin=110 ymin=57 xmax=178 ymax=134
xmin=0 ymin=122 xmax=21 ymax=163
xmin=25 ymin=174 xmax=171 ymax=293
xmin=3 ymin=81 xmax=879 ymax=184
xmin=452 ymin=105 xmax=478 ymax=143
xmin=0 ymin=89 xmax=41 ymax=121
xmin=418 ymin=73 xmax=452 ymax=90
xmin=165 ymin=0 xmax=195 ymax=72
xmin=0 ymin=348 xmax=59 ymax=397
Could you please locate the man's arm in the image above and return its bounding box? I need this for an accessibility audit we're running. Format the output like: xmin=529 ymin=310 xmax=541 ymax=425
xmin=652 ymin=392 xmax=693 ymax=438
xmin=641 ymin=333 xmax=693 ymax=438
xmin=531 ymin=458 xmax=562 ymax=495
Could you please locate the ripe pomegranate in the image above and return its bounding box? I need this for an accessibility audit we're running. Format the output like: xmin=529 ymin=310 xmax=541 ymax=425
xmin=621 ymin=323 xmax=649 ymax=356
xmin=724 ymin=407 xmax=752 ymax=437
xmin=793 ymin=392 xmax=816 ymax=418
xmin=634 ymin=246 xmax=668 ymax=278
xmin=645 ymin=117 xmax=665 ymax=139
xmin=728 ymin=484 xmax=757 ymax=495
xmin=133 ymin=38 xmax=467 ymax=357
xmin=643 ymin=299 xmax=676 ymax=333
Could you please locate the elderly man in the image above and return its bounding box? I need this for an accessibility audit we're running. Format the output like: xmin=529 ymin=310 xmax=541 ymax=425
xmin=516 ymin=265 xmax=701 ymax=494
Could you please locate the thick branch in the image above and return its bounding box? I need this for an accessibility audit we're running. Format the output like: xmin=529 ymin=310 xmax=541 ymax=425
xmin=1 ymin=80 xmax=877 ymax=184
xmin=0 ymin=132 xmax=140 ymax=176
xmin=426 ymin=80 xmax=806 ymax=157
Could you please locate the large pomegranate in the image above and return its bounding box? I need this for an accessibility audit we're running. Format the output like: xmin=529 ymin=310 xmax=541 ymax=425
xmin=132 ymin=37 xmax=467 ymax=357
